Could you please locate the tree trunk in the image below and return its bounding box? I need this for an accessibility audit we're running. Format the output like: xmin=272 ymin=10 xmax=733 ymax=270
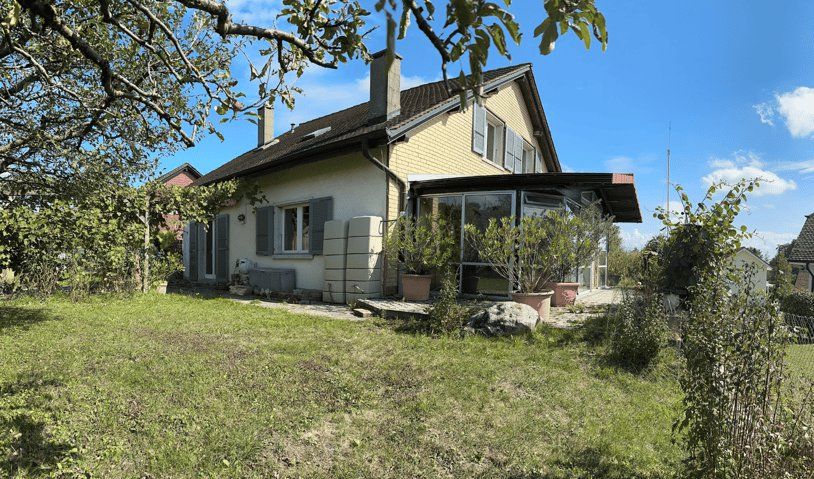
xmin=142 ymin=194 xmax=150 ymax=293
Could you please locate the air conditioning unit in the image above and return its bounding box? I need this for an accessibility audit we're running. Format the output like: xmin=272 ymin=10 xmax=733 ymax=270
xmin=248 ymin=267 xmax=296 ymax=293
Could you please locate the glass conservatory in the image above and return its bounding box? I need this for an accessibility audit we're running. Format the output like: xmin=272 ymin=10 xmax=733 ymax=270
xmin=408 ymin=172 xmax=642 ymax=297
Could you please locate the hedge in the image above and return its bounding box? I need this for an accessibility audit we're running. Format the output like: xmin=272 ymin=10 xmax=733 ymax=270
xmin=780 ymin=291 xmax=814 ymax=317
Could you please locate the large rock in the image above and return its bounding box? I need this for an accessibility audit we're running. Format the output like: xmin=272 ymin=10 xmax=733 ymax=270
xmin=465 ymin=302 xmax=540 ymax=336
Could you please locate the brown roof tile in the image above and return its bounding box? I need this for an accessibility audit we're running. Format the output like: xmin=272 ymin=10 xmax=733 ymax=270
xmin=790 ymin=214 xmax=814 ymax=263
xmin=195 ymin=65 xmax=530 ymax=185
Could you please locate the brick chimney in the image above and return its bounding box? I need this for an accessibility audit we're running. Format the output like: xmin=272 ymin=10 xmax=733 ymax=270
xmin=368 ymin=49 xmax=401 ymax=122
xmin=257 ymin=103 xmax=274 ymax=147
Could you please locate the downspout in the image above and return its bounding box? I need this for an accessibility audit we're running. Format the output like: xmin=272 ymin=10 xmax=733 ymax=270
xmin=362 ymin=139 xmax=407 ymax=296
xmin=361 ymin=139 xmax=406 ymax=214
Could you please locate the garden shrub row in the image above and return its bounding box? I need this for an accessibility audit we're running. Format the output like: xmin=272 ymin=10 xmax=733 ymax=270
xmin=780 ymin=290 xmax=814 ymax=317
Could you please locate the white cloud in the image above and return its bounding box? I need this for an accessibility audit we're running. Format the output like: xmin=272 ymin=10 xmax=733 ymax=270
xmin=620 ymin=227 xmax=656 ymax=251
xmin=777 ymin=159 xmax=814 ymax=174
xmin=776 ymin=87 xmax=814 ymax=138
xmin=225 ymin=0 xmax=281 ymax=24
xmin=753 ymin=102 xmax=775 ymax=126
xmin=702 ymin=151 xmax=796 ymax=196
xmin=742 ymin=231 xmax=797 ymax=258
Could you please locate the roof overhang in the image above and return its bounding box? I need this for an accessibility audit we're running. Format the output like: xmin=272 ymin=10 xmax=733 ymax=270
xmin=409 ymin=172 xmax=642 ymax=223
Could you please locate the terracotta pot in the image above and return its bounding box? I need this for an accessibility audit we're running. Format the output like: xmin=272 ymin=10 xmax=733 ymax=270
xmin=510 ymin=291 xmax=554 ymax=323
xmin=548 ymin=282 xmax=579 ymax=307
xmin=402 ymin=273 xmax=432 ymax=301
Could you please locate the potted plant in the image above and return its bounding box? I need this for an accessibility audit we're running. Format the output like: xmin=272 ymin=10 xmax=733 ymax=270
xmin=547 ymin=204 xmax=611 ymax=307
xmin=150 ymin=249 xmax=182 ymax=294
xmin=465 ymin=216 xmax=558 ymax=321
xmin=385 ymin=215 xmax=456 ymax=301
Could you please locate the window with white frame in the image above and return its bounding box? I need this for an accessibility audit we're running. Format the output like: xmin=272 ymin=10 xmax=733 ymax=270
xmin=522 ymin=143 xmax=536 ymax=173
xmin=484 ymin=111 xmax=504 ymax=165
xmin=281 ymin=204 xmax=310 ymax=253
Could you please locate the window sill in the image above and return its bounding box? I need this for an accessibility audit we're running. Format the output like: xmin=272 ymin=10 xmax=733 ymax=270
xmin=272 ymin=253 xmax=314 ymax=260
xmin=481 ymin=157 xmax=510 ymax=172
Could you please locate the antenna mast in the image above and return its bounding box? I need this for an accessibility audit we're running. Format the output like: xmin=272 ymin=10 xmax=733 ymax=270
xmin=666 ymin=122 xmax=672 ymax=223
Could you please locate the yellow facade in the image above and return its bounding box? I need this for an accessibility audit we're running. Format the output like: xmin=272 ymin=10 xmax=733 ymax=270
xmin=386 ymin=81 xmax=545 ymax=222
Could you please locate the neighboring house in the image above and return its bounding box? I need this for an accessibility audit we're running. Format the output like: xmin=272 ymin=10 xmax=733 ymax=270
xmin=157 ymin=162 xmax=202 ymax=188
xmin=731 ymin=247 xmax=771 ymax=293
xmin=789 ymin=213 xmax=814 ymax=293
xmin=185 ymin=51 xmax=642 ymax=302
xmin=157 ymin=163 xmax=202 ymax=240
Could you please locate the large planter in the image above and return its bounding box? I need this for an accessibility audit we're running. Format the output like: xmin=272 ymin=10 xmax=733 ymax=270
xmin=548 ymin=282 xmax=580 ymax=307
xmin=510 ymin=291 xmax=554 ymax=323
xmin=155 ymin=281 xmax=168 ymax=295
xmin=402 ymin=273 xmax=432 ymax=301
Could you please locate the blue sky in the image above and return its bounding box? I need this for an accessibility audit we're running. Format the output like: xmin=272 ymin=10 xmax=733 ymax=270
xmin=168 ymin=0 xmax=814 ymax=256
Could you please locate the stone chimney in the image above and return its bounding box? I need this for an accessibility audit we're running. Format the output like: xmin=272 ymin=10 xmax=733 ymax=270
xmin=257 ymin=103 xmax=274 ymax=147
xmin=368 ymin=49 xmax=401 ymax=122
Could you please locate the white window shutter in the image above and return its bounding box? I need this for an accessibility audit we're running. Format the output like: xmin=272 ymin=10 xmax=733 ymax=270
xmin=472 ymin=103 xmax=486 ymax=155
xmin=504 ymin=127 xmax=515 ymax=170
xmin=513 ymin=132 xmax=524 ymax=173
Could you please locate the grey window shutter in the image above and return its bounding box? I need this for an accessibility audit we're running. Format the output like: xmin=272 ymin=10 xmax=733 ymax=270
xmin=535 ymin=148 xmax=543 ymax=173
xmin=513 ymin=132 xmax=524 ymax=173
xmin=268 ymin=207 xmax=276 ymax=254
xmin=472 ymin=102 xmax=486 ymax=155
xmin=504 ymin=127 xmax=515 ymax=170
xmin=215 ymin=214 xmax=229 ymax=282
xmin=309 ymin=196 xmax=333 ymax=255
xmin=256 ymin=207 xmax=270 ymax=256
xmin=188 ymin=221 xmax=199 ymax=280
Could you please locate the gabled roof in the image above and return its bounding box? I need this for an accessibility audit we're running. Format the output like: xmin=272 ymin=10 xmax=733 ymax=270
xmin=195 ymin=64 xmax=560 ymax=185
xmin=156 ymin=162 xmax=202 ymax=183
xmin=789 ymin=213 xmax=814 ymax=263
xmin=737 ymin=247 xmax=771 ymax=268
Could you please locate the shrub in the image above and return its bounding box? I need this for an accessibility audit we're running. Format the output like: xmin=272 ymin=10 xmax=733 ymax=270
xmin=385 ymin=215 xmax=457 ymax=275
xmin=427 ymin=269 xmax=470 ymax=336
xmin=465 ymin=215 xmax=555 ymax=293
xmin=780 ymin=290 xmax=814 ymax=317
xmin=674 ymin=266 xmax=814 ymax=478
xmin=607 ymin=292 xmax=667 ymax=369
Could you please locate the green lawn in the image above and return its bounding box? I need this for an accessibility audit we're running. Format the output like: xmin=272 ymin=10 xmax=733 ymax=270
xmin=0 ymin=294 xmax=683 ymax=478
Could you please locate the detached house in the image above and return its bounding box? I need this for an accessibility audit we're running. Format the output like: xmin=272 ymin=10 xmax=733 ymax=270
xmin=789 ymin=213 xmax=814 ymax=292
xmin=185 ymin=52 xmax=642 ymax=302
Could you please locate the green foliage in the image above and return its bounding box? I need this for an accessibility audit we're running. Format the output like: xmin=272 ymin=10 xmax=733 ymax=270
xmin=0 ymin=178 xmax=247 ymax=296
xmin=150 ymin=251 xmax=183 ymax=287
xmin=465 ymin=215 xmax=557 ymax=293
xmin=548 ymin=204 xmax=613 ymax=282
xmin=658 ymin=180 xmax=814 ymax=478
xmin=3 ymin=0 xmax=608 ymax=203
xmin=675 ymin=265 xmax=814 ymax=478
xmin=608 ymin=292 xmax=667 ymax=370
xmin=607 ymin=249 xmax=641 ymax=286
xmin=770 ymin=251 xmax=795 ymax=300
xmin=378 ymin=0 xmax=606 ymax=105
xmin=0 ymin=268 xmax=18 ymax=294
xmin=780 ymin=291 xmax=814 ymax=317
xmin=655 ymin=180 xmax=758 ymax=296
xmin=427 ymin=269 xmax=470 ymax=336
xmin=385 ymin=215 xmax=457 ymax=275
xmin=465 ymin=207 xmax=610 ymax=293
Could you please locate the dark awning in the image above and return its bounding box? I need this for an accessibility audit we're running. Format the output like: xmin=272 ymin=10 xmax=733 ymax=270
xmin=409 ymin=172 xmax=642 ymax=223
